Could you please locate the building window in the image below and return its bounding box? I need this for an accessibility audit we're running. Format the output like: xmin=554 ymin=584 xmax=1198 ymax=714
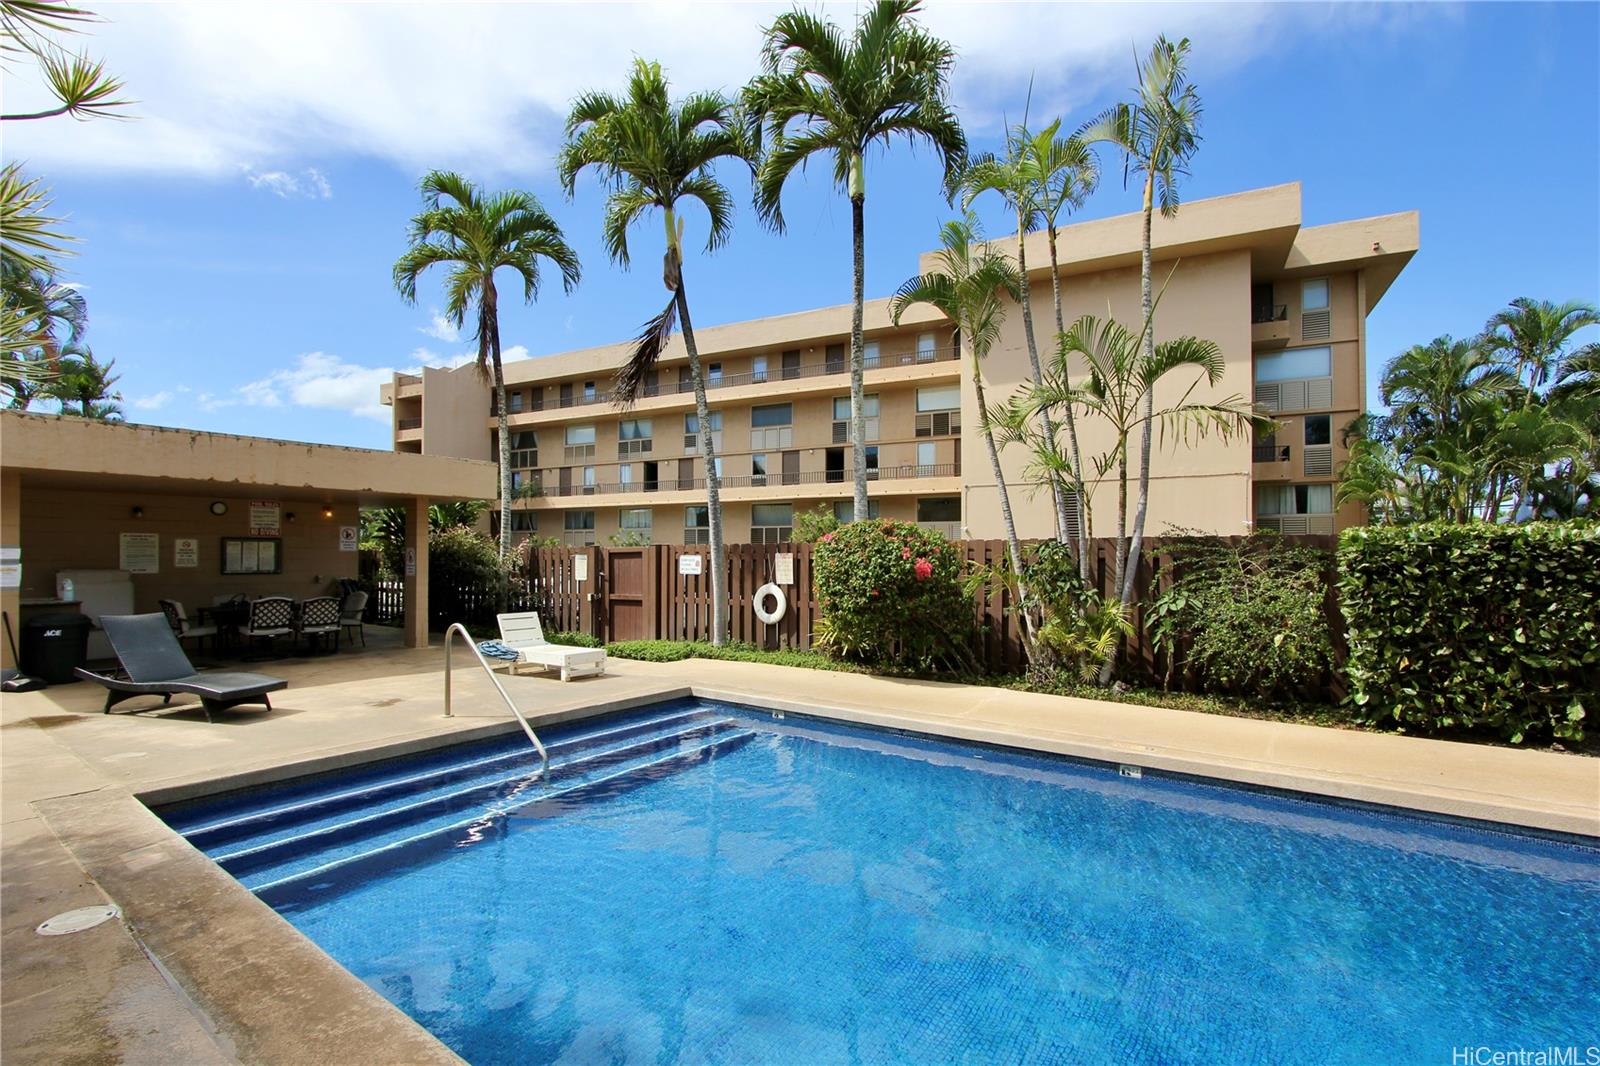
xmin=563 ymin=424 xmax=596 ymax=461
xmin=582 ymin=380 xmax=597 ymax=402
xmin=864 ymin=445 xmax=879 ymax=480
xmin=510 ymin=511 xmax=538 ymax=532
xmin=751 ymin=503 xmax=793 ymax=544
xmin=1258 ymin=484 xmax=1334 ymax=516
xmin=832 ymin=394 xmax=880 ymax=443
xmin=1302 ymin=278 xmax=1329 ymax=312
xmin=619 ymin=508 xmax=652 ymax=539
xmin=751 ymin=402 xmax=794 ymax=450
xmin=751 ymin=453 xmax=768 ymax=486
xmin=1254 ymin=346 xmax=1332 ymax=383
xmin=618 ymin=418 xmax=653 ymax=457
xmin=618 ymin=464 xmax=633 ymax=487
xmin=510 ymin=430 xmax=538 ymax=469
xmin=864 ymin=340 xmax=880 ymax=367
xmin=582 ymin=466 xmax=596 ymax=493
xmin=833 ymin=499 xmax=880 ymax=522
xmin=916 ymin=441 xmax=937 ymax=471
xmin=916 ymin=385 xmax=962 ymax=436
xmin=1304 ymin=415 xmax=1331 ymax=447
xmin=917 ymin=332 xmax=937 ymax=362
xmin=751 ymin=355 xmax=768 ymax=383
xmin=751 ymin=403 xmax=792 ymax=427
xmin=917 ymin=497 xmax=960 ymax=523
xmin=684 ymin=505 xmax=710 ymax=545
xmin=563 ymin=509 xmax=596 ymax=546
xmin=708 ymin=362 xmax=723 ymax=385
xmin=684 ymin=411 xmax=723 ymax=453
xmin=1300 ymin=278 xmax=1332 ymax=340
xmin=507 ymin=390 xmax=524 ymax=413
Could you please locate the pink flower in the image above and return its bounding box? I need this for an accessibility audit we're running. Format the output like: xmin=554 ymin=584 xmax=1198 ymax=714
xmin=914 ymin=558 xmax=933 ymax=581
xmin=821 ymin=532 xmax=834 ymax=543
xmin=901 ymin=548 xmax=911 ymax=559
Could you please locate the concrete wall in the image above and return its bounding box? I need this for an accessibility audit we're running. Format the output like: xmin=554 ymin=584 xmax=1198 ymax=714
xmin=963 ymin=247 xmax=1256 ymax=540
xmin=18 ymin=488 xmax=358 ymax=614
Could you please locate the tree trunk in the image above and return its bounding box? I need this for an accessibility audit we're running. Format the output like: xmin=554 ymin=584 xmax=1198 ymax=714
xmin=1048 ymin=224 xmax=1092 ymax=579
xmin=849 ymin=187 xmax=870 ymax=521
xmin=482 ymin=278 xmax=512 ymax=612
xmin=1120 ymin=172 xmax=1157 ymax=614
xmin=675 ymin=271 xmax=728 ymax=646
xmin=1015 ymin=209 xmax=1070 ymax=543
xmin=1096 ymin=430 xmax=1130 ymax=685
xmin=972 ymin=350 xmax=1035 ymax=657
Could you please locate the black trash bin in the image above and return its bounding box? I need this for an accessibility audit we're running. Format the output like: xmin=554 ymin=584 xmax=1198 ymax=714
xmin=19 ymin=613 xmax=92 ymax=684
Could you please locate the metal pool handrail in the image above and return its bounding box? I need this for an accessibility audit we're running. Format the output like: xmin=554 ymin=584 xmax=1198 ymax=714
xmin=442 ymin=623 xmax=549 ymax=778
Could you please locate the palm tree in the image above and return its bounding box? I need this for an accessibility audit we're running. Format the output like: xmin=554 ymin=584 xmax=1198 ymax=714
xmin=1079 ymin=35 xmax=1202 ymax=607
xmin=393 ymin=172 xmax=580 ymax=565
xmin=890 ymin=214 xmax=1032 ymax=639
xmin=2 ymin=257 xmax=86 ymax=407
xmin=747 ymin=0 xmax=966 ymax=522
xmin=958 ymin=118 xmax=1099 ymax=555
xmin=0 ymin=0 xmax=131 ymax=123
xmin=44 ymin=348 xmax=119 ymax=418
xmin=1010 ymin=311 xmax=1263 ymax=682
xmin=1482 ymin=298 xmax=1599 ymax=406
xmin=558 ymin=58 xmax=753 ymax=646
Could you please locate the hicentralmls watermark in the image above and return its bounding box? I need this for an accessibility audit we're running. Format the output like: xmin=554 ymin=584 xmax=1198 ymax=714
xmin=1451 ymin=1048 xmax=1600 ymax=1066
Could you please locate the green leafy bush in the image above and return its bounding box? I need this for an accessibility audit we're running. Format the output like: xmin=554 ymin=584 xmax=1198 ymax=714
xmin=791 ymin=504 xmax=841 ymax=544
xmin=602 ymin=639 xmax=868 ymax=672
xmin=1147 ymin=534 xmax=1336 ymax=701
xmin=547 ymin=630 xmax=601 ymax=648
xmin=811 ymin=519 xmax=971 ymax=669
xmin=605 ymin=640 xmax=695 ymax=662
xmin=1338 ymin=522 xmax=1598 ymax=743
xmin=1016 ymin=540 xmax=1131 ymax=681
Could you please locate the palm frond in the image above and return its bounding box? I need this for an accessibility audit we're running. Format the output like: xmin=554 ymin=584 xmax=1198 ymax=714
xmin=614 ymin=293 xmax=680 ymax=406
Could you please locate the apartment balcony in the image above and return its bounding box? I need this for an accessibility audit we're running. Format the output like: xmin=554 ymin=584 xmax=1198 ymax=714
xmin=1252 ymin=442 xmax=1336 ymax=481
xmin=502 ymin=347 xmax=962 ymax=427
xmin=1251 ymin=304 xmax=1291 ymax=350
xmin=1252 ymin=443 xmax=1290 ymax=464
xmin=515 ymin=462 xmax=962 ymax=508
xmin=394 ymin=373 xmax=423 ymax=399
xmin=395 ymin=417 xmax=422 ymax=443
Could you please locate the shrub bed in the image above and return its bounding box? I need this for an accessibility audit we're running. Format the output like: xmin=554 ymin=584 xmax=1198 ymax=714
xmin=604 ymin=639 xmax=867 ymax=672
xmin=811 ymin=519 xmax=971 ymax=669
xmin=1338 ymin=522 xmax=1598 ymax=744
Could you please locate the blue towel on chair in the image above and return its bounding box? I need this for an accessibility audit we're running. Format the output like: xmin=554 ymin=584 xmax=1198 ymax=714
xmin=477 ymin=639 xmax=519 ymax=661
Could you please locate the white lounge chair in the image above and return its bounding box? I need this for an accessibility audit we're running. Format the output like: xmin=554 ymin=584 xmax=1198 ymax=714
xmin=495 ymin=612 xmax=606 ymax=681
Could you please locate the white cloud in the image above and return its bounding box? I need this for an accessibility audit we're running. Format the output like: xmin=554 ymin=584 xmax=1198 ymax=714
xmin=245 ymin=166 xmax=333 ymax=199
xmin=234 ymin=352 xmax=394 ymax=421
xmin=127 ymin=389 xmax=173 ymax=411
xmin=419 ymin=311 xmax=460 ymax=343
xmin=0 ymin=2 xmax=1444 ymax=179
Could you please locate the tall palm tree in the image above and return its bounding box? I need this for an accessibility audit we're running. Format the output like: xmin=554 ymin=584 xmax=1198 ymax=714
xmin=889 ymin=215 xmax=1031 ymax=632
xmin=558 ymin=58 xmax=753 ymax=646
xmin=747 ymin=0 xmax=966 ymax=522
xmin=1 ymin=257 xmax=86 ymax=407
xmin=958 ymin=118 xmax=1099 ymax=556
xmin=394 ymin=172 xmax=581 ymax=563
xmin=1079 ymin=35 xmax=1202 ymax=606
xmin=1482 ymin=298 xmax=1599 ymax=406
xmin=1012 ymin=311 xmax=1262 ymax=682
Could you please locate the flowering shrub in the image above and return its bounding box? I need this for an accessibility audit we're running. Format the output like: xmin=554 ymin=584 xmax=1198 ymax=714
xmin=811 ymin=519 xmax=971 ymax=669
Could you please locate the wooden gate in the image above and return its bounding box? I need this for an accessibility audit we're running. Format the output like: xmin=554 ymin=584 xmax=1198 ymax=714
xmin=603 ymin=547 xmax=653 ymax=642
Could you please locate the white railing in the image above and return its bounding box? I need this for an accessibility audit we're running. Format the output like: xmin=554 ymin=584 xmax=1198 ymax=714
xmin=442 ymin=623 xmax=548 ymax=778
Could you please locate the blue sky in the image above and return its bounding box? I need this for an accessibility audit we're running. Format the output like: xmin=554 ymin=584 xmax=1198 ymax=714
xmin=6 ymin=1 xmax=1597 ymax=450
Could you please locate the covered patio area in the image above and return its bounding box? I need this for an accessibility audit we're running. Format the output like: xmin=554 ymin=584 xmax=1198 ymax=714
xmin=0 ymin=412 xmax=498 ymax=672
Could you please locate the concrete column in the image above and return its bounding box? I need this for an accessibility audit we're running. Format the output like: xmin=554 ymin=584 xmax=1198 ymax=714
xmin=402 ymin=496 xmax=429 ymax=648
xmin=0 ymin=470 xmax=18 ymax=669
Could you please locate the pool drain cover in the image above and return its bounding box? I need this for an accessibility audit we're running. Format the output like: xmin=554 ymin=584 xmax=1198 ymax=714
xmin=36 ymin=904 xmax=120 ymax=936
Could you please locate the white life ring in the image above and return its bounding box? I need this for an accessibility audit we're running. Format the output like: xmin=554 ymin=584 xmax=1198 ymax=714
xmin=753 ymin=582 xmax=787 ymax=624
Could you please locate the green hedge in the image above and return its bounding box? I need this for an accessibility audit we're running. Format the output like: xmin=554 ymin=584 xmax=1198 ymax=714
xmin=1338 ymin=522 xmax=1598 ymax=743
xmin=546 ymin=630 xmax=602 ymax=648
xmin=603 ymin=639 xmax=868 ymax=672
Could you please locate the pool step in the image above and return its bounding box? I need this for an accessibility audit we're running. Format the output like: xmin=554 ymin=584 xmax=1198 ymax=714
xmin=214 ymin=718 xmax=741 ymax=876
xmin=185 ymin=709 xmax=719 ymax=852
xmin=251 ymin=727 xmax=758 ymax=903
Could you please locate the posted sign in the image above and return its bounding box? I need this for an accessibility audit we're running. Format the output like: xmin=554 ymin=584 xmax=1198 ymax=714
xmin=339 ymin=526 xmax=359 ymax=552
xmin=249 ymin=500 xmax=281 ymax=535
xmin=774 ymin=552 xmax=795 ymax=586
xmin=174 ymin=537 xmax=200 ymax=568
xmin=678 ymin=554 xmax=703 ymax=576
xmin=120 ymin=532 xmax=160 ymax=574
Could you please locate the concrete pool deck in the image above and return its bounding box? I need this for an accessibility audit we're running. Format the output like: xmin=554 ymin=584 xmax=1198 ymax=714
xmin=3 ymin=637 xmax=1597 ymax=1064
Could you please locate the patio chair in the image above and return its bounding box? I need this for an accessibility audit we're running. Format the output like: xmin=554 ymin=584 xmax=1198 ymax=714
xmin=339 ymin=590 xmax=368 ymax=648
xmin=495 ymin=612 xmax=606 ymax=681
xmin=297 ymin=596 xmax=341 ymax=654
xmin=75 ymin=613 xmax=286 ymax=721
xmin=158 ymin=598 xmax=218 ymax=654
xmin=243 ymin=596 xmax=295 ymax=658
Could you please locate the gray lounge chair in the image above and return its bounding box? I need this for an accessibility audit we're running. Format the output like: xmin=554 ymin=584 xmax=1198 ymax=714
xmin=75 ymin=613 xmax=287 ymax=721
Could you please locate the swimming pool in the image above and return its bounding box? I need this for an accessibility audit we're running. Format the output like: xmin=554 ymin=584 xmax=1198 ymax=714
xmin=157 ymin=698 xmax=1599 ymax=1065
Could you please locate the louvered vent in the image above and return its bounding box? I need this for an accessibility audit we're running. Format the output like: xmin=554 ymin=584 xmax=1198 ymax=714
xmin=1255 ymin=378 xmax=1333 ymax=413
xmin=563 ymin=444 xmax=595 ymax=462
xmin=1253 ymin=382 xmax=1281 ymax=413
xmin=916 ymin=411 xmax=959 ymax=436
xmin=1306 ymin=377 xmax=1334 ymax=409
xmin=683 ymin=433 xmax=698 ymax=452
xmin=1303 ymin=444 xmax=1334 ymax=477
xmin=1301 ymin=309 xmax=1331 ymax=340
xmin=832 ymin=421 xmax=848 ymax=444
xmin=617 ymin=439 xmax=652 ymax=457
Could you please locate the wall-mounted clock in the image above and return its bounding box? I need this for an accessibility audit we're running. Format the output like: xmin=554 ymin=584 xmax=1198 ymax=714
xmin=210 ymin=501 xmax=228 ymax=516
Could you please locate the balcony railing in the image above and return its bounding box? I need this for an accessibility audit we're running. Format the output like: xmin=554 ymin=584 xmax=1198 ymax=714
xmin=1251 ymin=304 xmax=1288 ymax=324
xmin=395 ymin=373 xmax=422 ymax=386
xmin=526 ymin=462 xmax=961 ymax=498
xmin=536 ymin=346 xmax=962 ymax=412
xmin=396 ymin=417 xmax=422 ymax=431
xmin=1252 ymin=444 xmax=1289 ymax=463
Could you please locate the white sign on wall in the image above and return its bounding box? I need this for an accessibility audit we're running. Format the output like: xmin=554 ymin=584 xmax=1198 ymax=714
xmin=249 ymin=500 xmax=281 ymax=535
xmin=0 ymin=546 xmax=19 ymax=589
xmin=774 ymin=552 xmax=795 ymax=587
xmin=339 ymin=526 xmax=359 ymax=552
xmin=119 ymin=533 xmax=160 ymax=574
xmin=404 ymin=547 xmax=417 ymax=577
xmin=573 ymin=554 xmax=589 ymax=583
xmin=174 ymin=537 xmax=200 ymax=568
xmin=678 ymin=553 xmax=703 ymax=576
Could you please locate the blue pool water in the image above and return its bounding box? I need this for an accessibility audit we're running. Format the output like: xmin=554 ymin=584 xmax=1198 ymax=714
xmin=158 ymin=699 xmax=1600 ymax=1065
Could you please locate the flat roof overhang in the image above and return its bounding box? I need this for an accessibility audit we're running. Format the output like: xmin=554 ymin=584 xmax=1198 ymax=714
xmin=0 ymin=412 xmax=497 ymax=505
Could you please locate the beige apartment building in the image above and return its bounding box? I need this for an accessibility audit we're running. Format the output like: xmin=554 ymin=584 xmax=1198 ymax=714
xmin=380 ymin=182 xmax=1417 ymax=546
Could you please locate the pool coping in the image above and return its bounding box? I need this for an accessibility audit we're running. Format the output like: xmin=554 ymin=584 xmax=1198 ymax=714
xmin=29 ymin=679 xmax=1599 ymax=1066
